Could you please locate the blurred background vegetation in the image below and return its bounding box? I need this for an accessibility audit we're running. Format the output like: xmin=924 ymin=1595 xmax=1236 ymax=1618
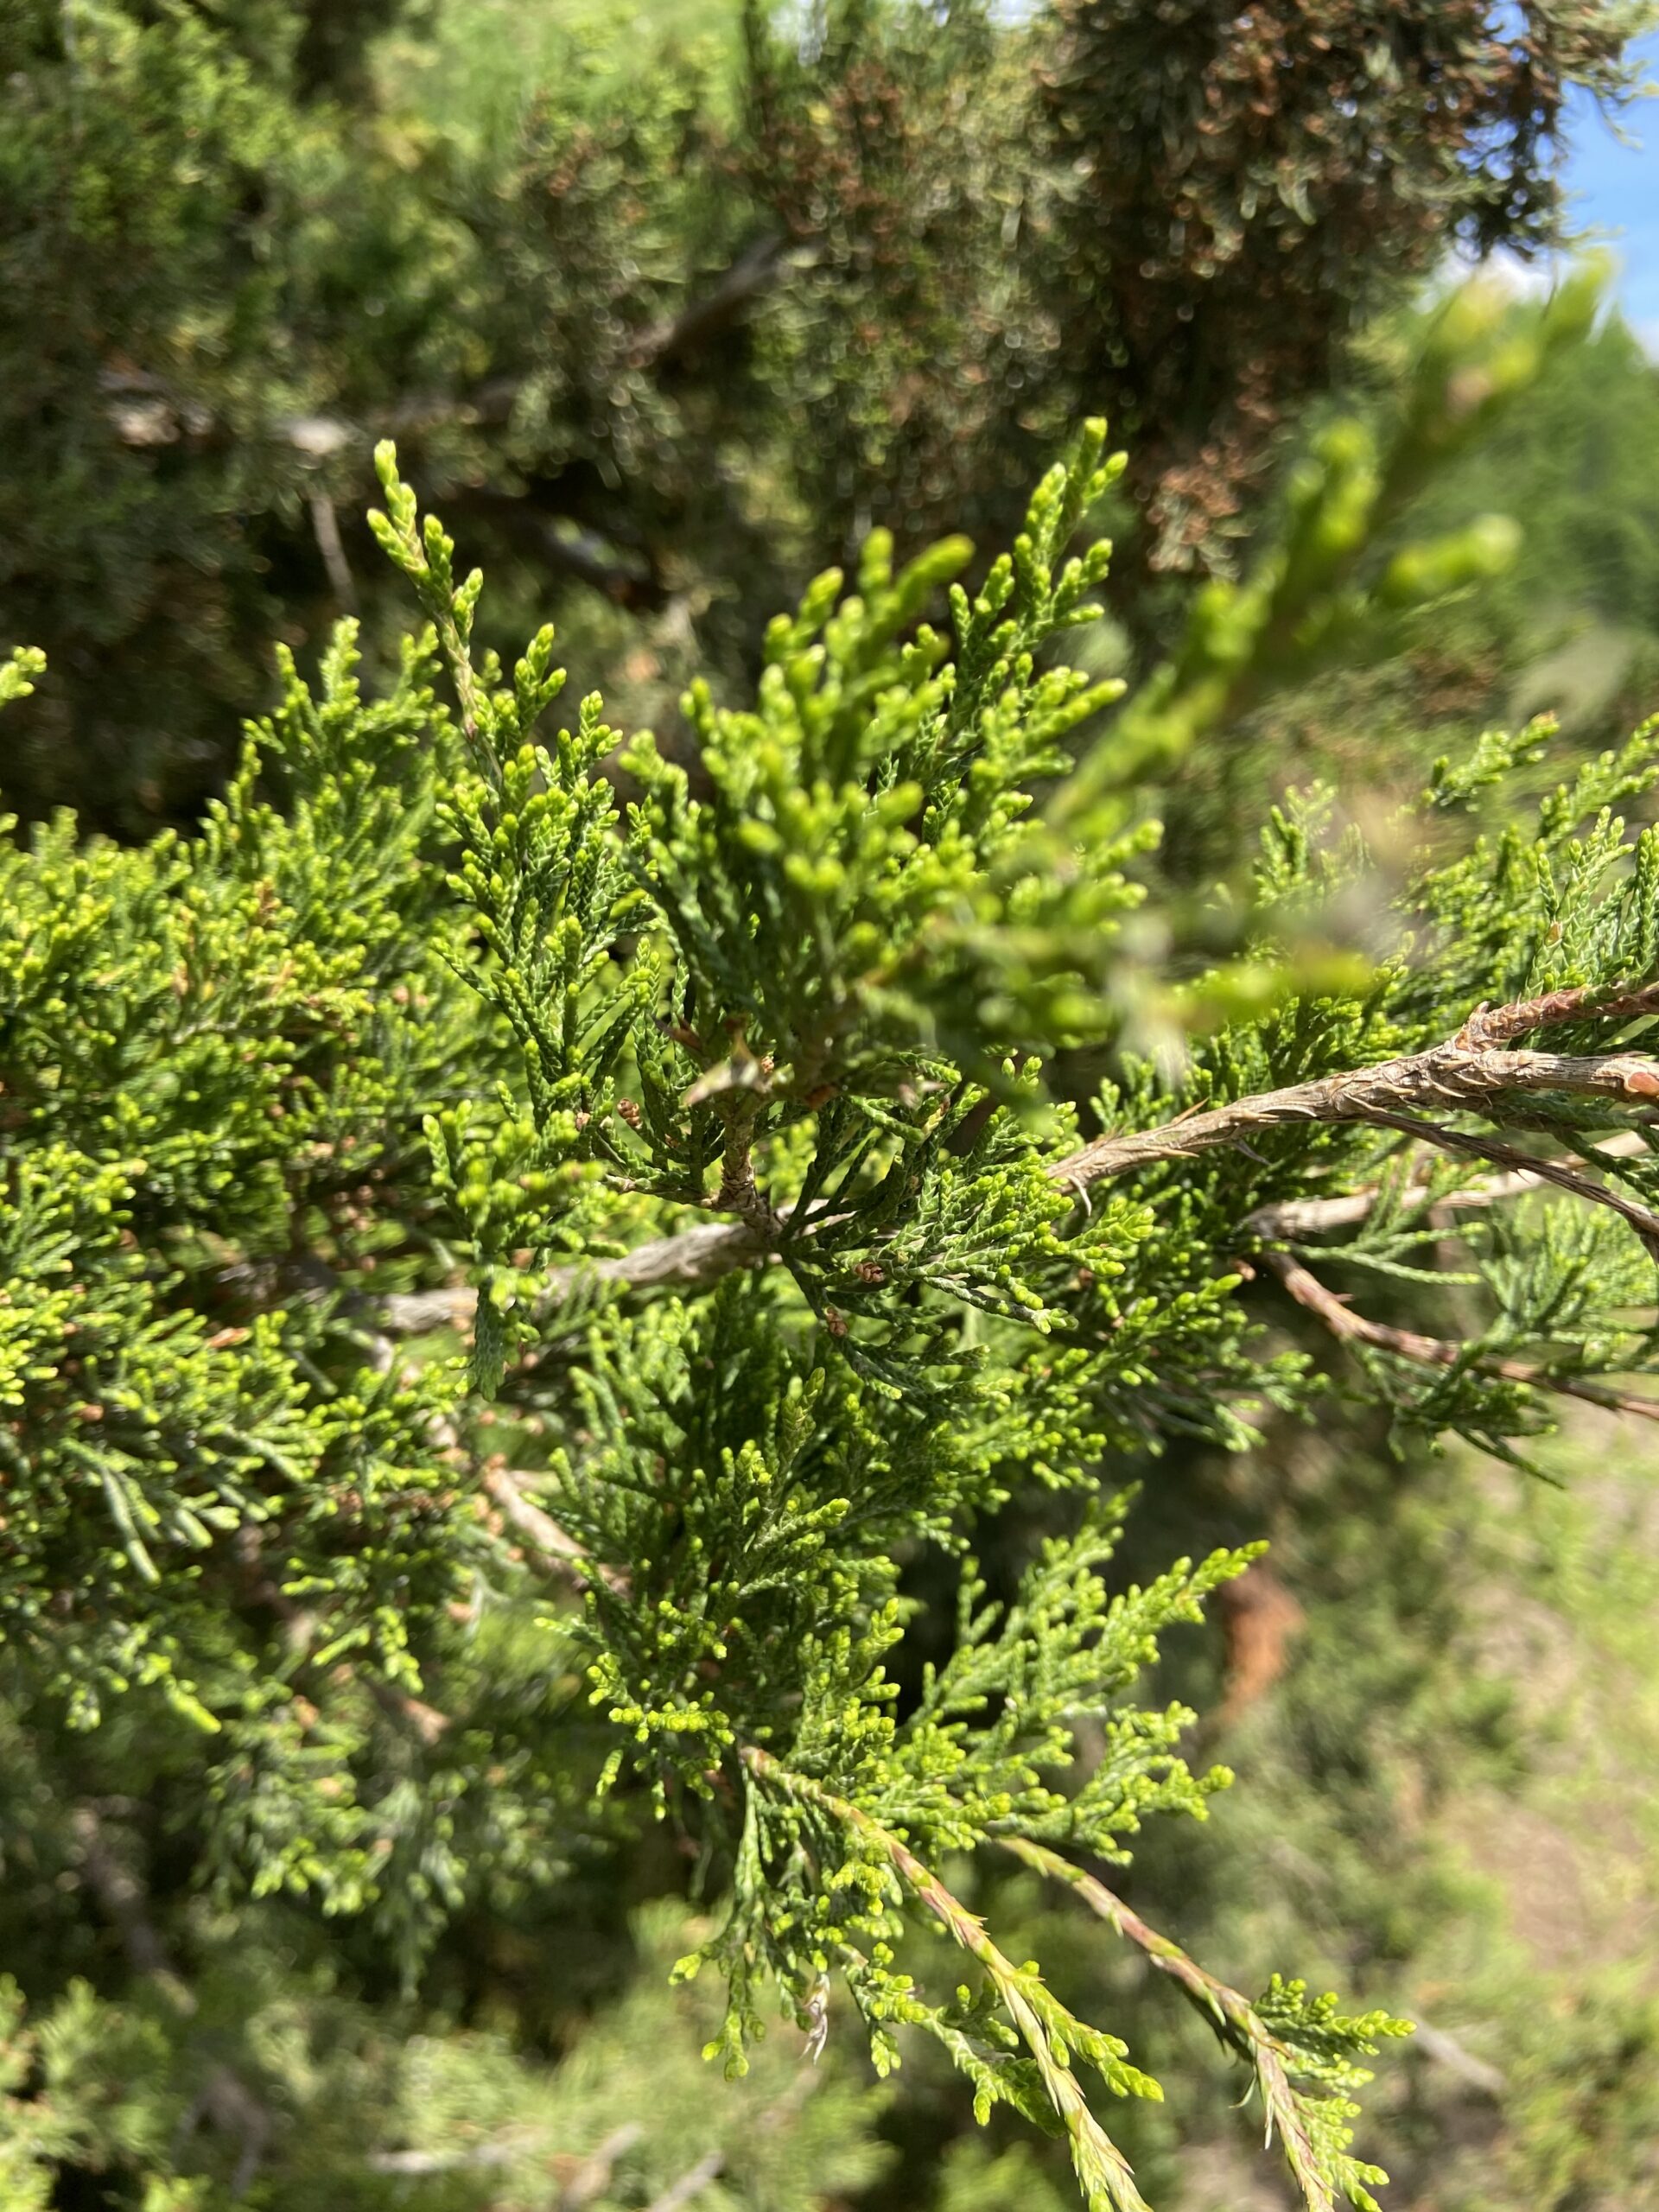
xmin=5 ymin=2 xmax=1659 ymax=2205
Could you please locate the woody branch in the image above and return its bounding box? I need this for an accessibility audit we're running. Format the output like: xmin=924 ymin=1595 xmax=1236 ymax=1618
xmin=378 ymin=981 xmax=1659 ymax=1338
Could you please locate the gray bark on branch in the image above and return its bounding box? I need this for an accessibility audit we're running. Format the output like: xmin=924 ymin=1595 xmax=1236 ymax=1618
xmin=379 ymin=1218 xmax=771 ymax=1336
xmin=1054 ymin=1041 xmax=1659 ymax=1192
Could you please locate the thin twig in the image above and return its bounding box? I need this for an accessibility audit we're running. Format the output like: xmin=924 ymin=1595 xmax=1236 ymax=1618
xmin=1260 ymin=1248 xmax=1659 ymax=1422
xmin=308 ymin=492 xmax=358 ymax=610
xmin=644 ymin=2148 xmax=726 ymax=2212
xmin=367 ymin=2116 xmax=645 ymax=2186
xmin=379 ymin=1218 xmax=772 ymax=1335
xmin=1350 ymin=1109 xmax=1659 ymax=1258
xmin=1245 ymin=1128 xmax=1649 ymax=1241
xmin=480 ymin=1465 xmax=630 ymax=1594
xmin=999 ymin=1835 xmax=1340 ymax=2212
xmin=1408 ymin=2021 xmax=1506 ymax=2098
xmin=628 ymin=233 xmax=795 ymax=369
xmin=369 ymin=2139 xmax=532 ymax=2175
xmin=740 ymin=1747 xmax=1151 ymax=2212
xmin=564 ymin=2122 xmax=649 ymax=2207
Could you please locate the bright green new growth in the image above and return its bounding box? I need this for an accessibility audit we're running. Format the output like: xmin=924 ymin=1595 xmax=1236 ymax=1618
xmin=359 ymin=433 xmax=1284 ymax=2211
xmin=9 ymin=365 xmax=1659 ymax=2208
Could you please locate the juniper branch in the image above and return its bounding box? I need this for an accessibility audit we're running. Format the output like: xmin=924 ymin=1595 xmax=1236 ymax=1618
xmin=1249 ymin=1156 xmax=1605 ymax=1241
xmin=1457 ymin=980 xmax=1659 ymax=1046
xmin=1246 ymin=1166 xmax=1548 ymax=1241
xmin=368 ymin=2119 xmax=644 ymax=2186
xmin=378 ymin=1220 xmax=772 ymax=1335
xmin=367 ymin=2139 xmax=536 ymax=2176
xmin=644 ymin=2149 xmax=727 ymax=2212
xmin=1056 ymin=1040 xmax=1659 ymax=1193
xmin=378 ymin=993 xmax=1659 ymax=1335
xmin=1327 ymin=1109 xmax=1659 ymax=1258
xmin=567 ymin=2125 xmax=652 ymax=2207
xmin=1246 ymin=1128 xmax=1648 ymax=1238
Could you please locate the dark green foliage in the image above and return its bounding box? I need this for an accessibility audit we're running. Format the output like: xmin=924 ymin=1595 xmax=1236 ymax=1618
xmin=1039 ymin=0 xmax=1649 ymax=575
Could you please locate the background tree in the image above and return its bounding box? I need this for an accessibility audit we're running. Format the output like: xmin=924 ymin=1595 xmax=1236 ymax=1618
xmin=2 ymin=0 xmax=1647 ymax=829
xmin=1038 ymin=0 xmax=1648 ymax=580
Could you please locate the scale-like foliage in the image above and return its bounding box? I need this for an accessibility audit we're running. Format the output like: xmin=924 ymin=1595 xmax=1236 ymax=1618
xmin=6 ymin=395 xmax=1659 ymax=2209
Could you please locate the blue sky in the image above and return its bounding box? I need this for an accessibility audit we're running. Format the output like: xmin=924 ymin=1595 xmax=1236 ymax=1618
xmin=1563 ymin=33 xmax=1659 ymax=345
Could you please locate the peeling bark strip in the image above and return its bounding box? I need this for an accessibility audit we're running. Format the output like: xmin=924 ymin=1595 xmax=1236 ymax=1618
xmin=1056 ymin=1043 xmax=1659 ymax=1190
xmin=1070 ymin=972 xmax=1659 ymax=1190
xmin=378 ymin=985 xmax=1659 ymax=1338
